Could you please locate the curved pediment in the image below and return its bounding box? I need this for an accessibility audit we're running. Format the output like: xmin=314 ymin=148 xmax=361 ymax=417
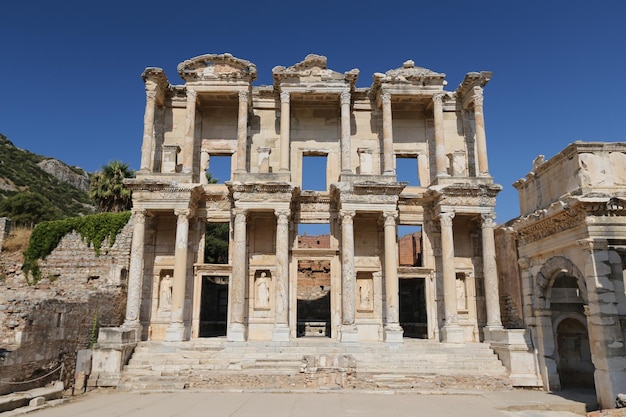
xmin=273 ymin=54 xmax=359 ymax=90
xmin=372 ymin=60 xmax=446 ymax=90
xmin=177 ymin=53 xmax=257 ymax=83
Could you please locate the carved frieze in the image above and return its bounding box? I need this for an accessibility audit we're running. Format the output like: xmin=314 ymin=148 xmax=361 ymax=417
xmin=516 ymin=208 xmax=586 ymax=245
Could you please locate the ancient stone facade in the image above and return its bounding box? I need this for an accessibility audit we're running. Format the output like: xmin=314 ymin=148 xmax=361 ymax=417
xmin=117 ymin=52 xmax=505 ymax=346
xmin=499 ymin=142 xmax=626 ymax=408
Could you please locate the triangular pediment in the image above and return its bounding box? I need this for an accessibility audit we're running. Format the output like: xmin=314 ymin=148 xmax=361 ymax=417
xmin=273 ymin=54 xmax=359 ymax=90
xmin=177 ymin=53 xmax=257 ymax=83
xmin=372 ymin=60 xmax=446 ymax=91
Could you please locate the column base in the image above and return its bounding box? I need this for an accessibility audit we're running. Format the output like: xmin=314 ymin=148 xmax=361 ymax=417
xmin=227 ymin=323 xmax=246 ymax=342
xmin=272 ymin=324 xmax=290 ymax=342
xmin=339 ymin=324 xmax=358 ymax=342
xmin=165 ymin=322 xmax=188 ymax=342
xmin=441 ymin=324 xmax=464 ymax=343
xmin=384 ymin=325 xmax=404 ymax=343
xmin=482 ymin=325 xmax=505 ymax=343
xmin=120 ymin=321 xmax=142 ymax=342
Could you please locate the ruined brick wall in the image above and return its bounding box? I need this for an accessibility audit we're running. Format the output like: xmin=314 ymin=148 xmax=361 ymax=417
xmin=398 ymin=232 xmax=421 ymax=266
xmin=0 ymin=221 xmax=132 ymax=394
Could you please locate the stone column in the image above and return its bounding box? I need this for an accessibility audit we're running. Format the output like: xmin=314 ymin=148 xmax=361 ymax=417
xmin=279 ymin=91 xmax=290 ymax=172
xmin=473 ymin=88 xmax=489 ymax=176
xmin=381 ymin=92 xmax=394 ymax=175
xmin=236 ymin=90 xmax=249 ymax=173
xmin=140 ymin=90 xmax=157 ymax=172
xmin=340 ymin=91 xmax=352 ymax=174
xmin=165 ymin=209 xmax=191 ymax=342
xmin=440 ymin=212 xmax=463 ymax=343
xmin=433 ymin=93 xmax=448 ymax=177
xmin=122 ymin=209 xmax=146 ymax=340
xmin=340 ymin=209 xmax=358 ymax=341
xmin=200 ymin=150 xmax=210 ymax=185
xmin=273 ymin=209 xmax=290 ymax=341
xmin=182 ymin=89 xmax=197 ymax=174
xmin=481 ymin=213 xmax=503 ymax=334
xmin=228 ymin=209 xmax=247 ymax=341
xmin=383 ymin=211 xmax=403 ymax=342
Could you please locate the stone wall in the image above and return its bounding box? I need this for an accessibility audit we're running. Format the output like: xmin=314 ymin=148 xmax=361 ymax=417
xmin=0 ymin=221 xmax=132 ymax=395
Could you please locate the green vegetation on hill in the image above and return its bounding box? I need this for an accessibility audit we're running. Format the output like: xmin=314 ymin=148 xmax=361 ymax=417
xmin=0 ymin=134 xmax=94 ymax=225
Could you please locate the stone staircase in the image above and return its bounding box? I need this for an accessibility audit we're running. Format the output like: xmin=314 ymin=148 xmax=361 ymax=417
xmin=118 ymin=338 xmax=510 ymax=391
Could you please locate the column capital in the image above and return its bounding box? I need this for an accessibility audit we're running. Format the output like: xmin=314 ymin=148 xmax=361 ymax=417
xmin=440 ymin=211 xmax=455 ymax=227
xmin=383 ymin=210 xmax=398 ymax=226
xmin=340 ymin=210 xmax=356 ymax=224
xmin=280 ymin=91 xmax=290 ymax=104
xmin=145 ymin=89 xmax=157 ymax=101
xmin=186 ymin=88 xmax=197 ymax=100
xmin=174 ymin=208 xmax=191 ymax=221
xmin=432 ymin=92 xmax=445 ymax=106
xmin=472 ymin=86 xmax=484 ymax=106
xmin=481 ymin=212 xmax=497 ymax=228
xmin=340 ymin=91 xmax=351 ymax=105
xmin=275 ymin=209 xmax=290 ymax=222
xmin=381 ymin=92 xmax=391 ymax=105
xmin=238 ymin=90 xmax=249 ymax=102
xmin=131 ymin=208 xmax=147 ymax=223
xmin=233 ymin=208 xmax=248 ymax=221
xmin=577 ymin=238 xmax=608 ymax=252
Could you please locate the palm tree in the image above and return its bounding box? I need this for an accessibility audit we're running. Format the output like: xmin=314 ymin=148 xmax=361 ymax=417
xmin=89 ymin=161 xmax=135 ymax=212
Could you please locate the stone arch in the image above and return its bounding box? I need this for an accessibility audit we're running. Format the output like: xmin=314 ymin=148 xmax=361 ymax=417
xmin=533 ymin=256 xmax=588 ymax=310
xmin=554 ymin=314 xmax=595 ymax=388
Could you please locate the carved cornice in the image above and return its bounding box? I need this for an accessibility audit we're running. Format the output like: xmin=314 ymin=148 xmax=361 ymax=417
xmin=516 ymin=207 xmax=586 ymax=245
xmin=428 ymin=183 xmax=502 ymax=208
xmin=352 ymin=181 xmax=407 ymax=196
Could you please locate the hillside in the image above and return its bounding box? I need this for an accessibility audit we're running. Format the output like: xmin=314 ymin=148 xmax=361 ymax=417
xmin=0 ymin=134 xmax=94 ymax=224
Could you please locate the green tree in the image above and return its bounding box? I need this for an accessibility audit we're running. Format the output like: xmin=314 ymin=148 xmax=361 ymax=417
xmin=204 ymin=223 xmax=229 ymax=264
xmin=0 ymin=192 xmax=61 ymax=227
xmin=89 ymin=161 xmax=135 ymax=212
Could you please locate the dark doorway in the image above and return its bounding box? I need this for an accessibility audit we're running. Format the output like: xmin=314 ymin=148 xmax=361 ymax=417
xmin=399 ymin=278 xmax=427 ymax=338
xmin=199 ymin=276 xmax=229 ymax=337
xmin=297 ymin=259 xmax=331 ymax=337
xmin=557 ymin=318 xmax=595 ymax=388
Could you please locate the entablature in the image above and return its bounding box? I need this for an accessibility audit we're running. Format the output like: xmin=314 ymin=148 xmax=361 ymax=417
xmin=177 ymin=53 xmax=257 ymax=84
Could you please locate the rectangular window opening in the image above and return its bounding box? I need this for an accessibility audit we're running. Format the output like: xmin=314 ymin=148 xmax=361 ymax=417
xmin=204 ymin=222 xmax=230 ymax=264
xmin=297 ymin=223 xmax=330 ymax=249
xmin=398 ymin=225 xmax=423 ymax=267
xmin=302 ymin=155 xmax=327 ymax=191
xmin=396 ymin=156 xmax=420 ymax=186
xmin=207 ymin=155 xmax=232 ymax=184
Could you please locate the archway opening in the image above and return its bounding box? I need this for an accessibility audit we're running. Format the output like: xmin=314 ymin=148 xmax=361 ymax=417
xmin=556 ymin=317 xmax=595 ymax=388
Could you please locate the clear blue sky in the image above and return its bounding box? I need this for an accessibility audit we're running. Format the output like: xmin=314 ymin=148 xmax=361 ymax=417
xmin=1 ymin=0 xmax=624 ymax=223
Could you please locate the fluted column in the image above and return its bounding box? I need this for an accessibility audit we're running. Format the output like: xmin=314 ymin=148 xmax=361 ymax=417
xmin=165 ymin=209 xmax=191 ymax=341
xmin=279 ymin=91 xmax=290 ymax=172
xmin=340 ymin=209 xmax=358 ymax=341
xmin=383 ymin=211 xmax=403 ymax=342
xmin=440 ymin=211 xmax=463 ymax=343
xmin=123 ymin=209 xmax=146 ymax=339
xmin=182 ymin=89 xmax=197 ymax=174
xmin=433 ymin=93 xmax=448 ymax=177
xmin=481 ymin=213 xmax=503 ymax=330
xmin=236 ymin=90 xmax=249 ymax=172
xmin=381 ymin=92 xmax=394 ymax=175
xmin=273 ymin=209 xmax=290 ymax=341
xmin=473 ymin=88 xmax=489 ymax=176
xmin=340 ymin=91 xmax=352 ymax=174
xmin=140 ymin=90 xmax=157 ymax=172
xmin=228 ymin=209 xmax=247 ymax=341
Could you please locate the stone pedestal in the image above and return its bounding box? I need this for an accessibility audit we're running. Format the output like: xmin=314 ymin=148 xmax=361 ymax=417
xmin=384 ymin=325 xmax=404 ymax=343
xmin=89 ymin=328 xmax=137 ymax=387
xmin=228 ymin=322 xmax=246 ymax=342
xmin=486 ymin=328 xmax=542 ymax=387
xmin=272 ymin=324 xmax=290 ymax=342
xmin=441 ymin=324 xmax=464 ymax=343
xmin=339 ymin=325 xmax=358 ymax=342
xmin=164 ymin=322 xmax=187 ymax=342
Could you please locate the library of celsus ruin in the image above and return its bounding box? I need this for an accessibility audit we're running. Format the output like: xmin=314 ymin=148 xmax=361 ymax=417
xmin=120 ymin=53 xmax=503 ymax=345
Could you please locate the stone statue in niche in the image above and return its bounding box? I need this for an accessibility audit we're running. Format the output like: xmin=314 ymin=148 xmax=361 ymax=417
xmin=255 ymin=272 xmax=270 ymax=309
xmin=159 ymin=274 xmax=173 ymax=310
